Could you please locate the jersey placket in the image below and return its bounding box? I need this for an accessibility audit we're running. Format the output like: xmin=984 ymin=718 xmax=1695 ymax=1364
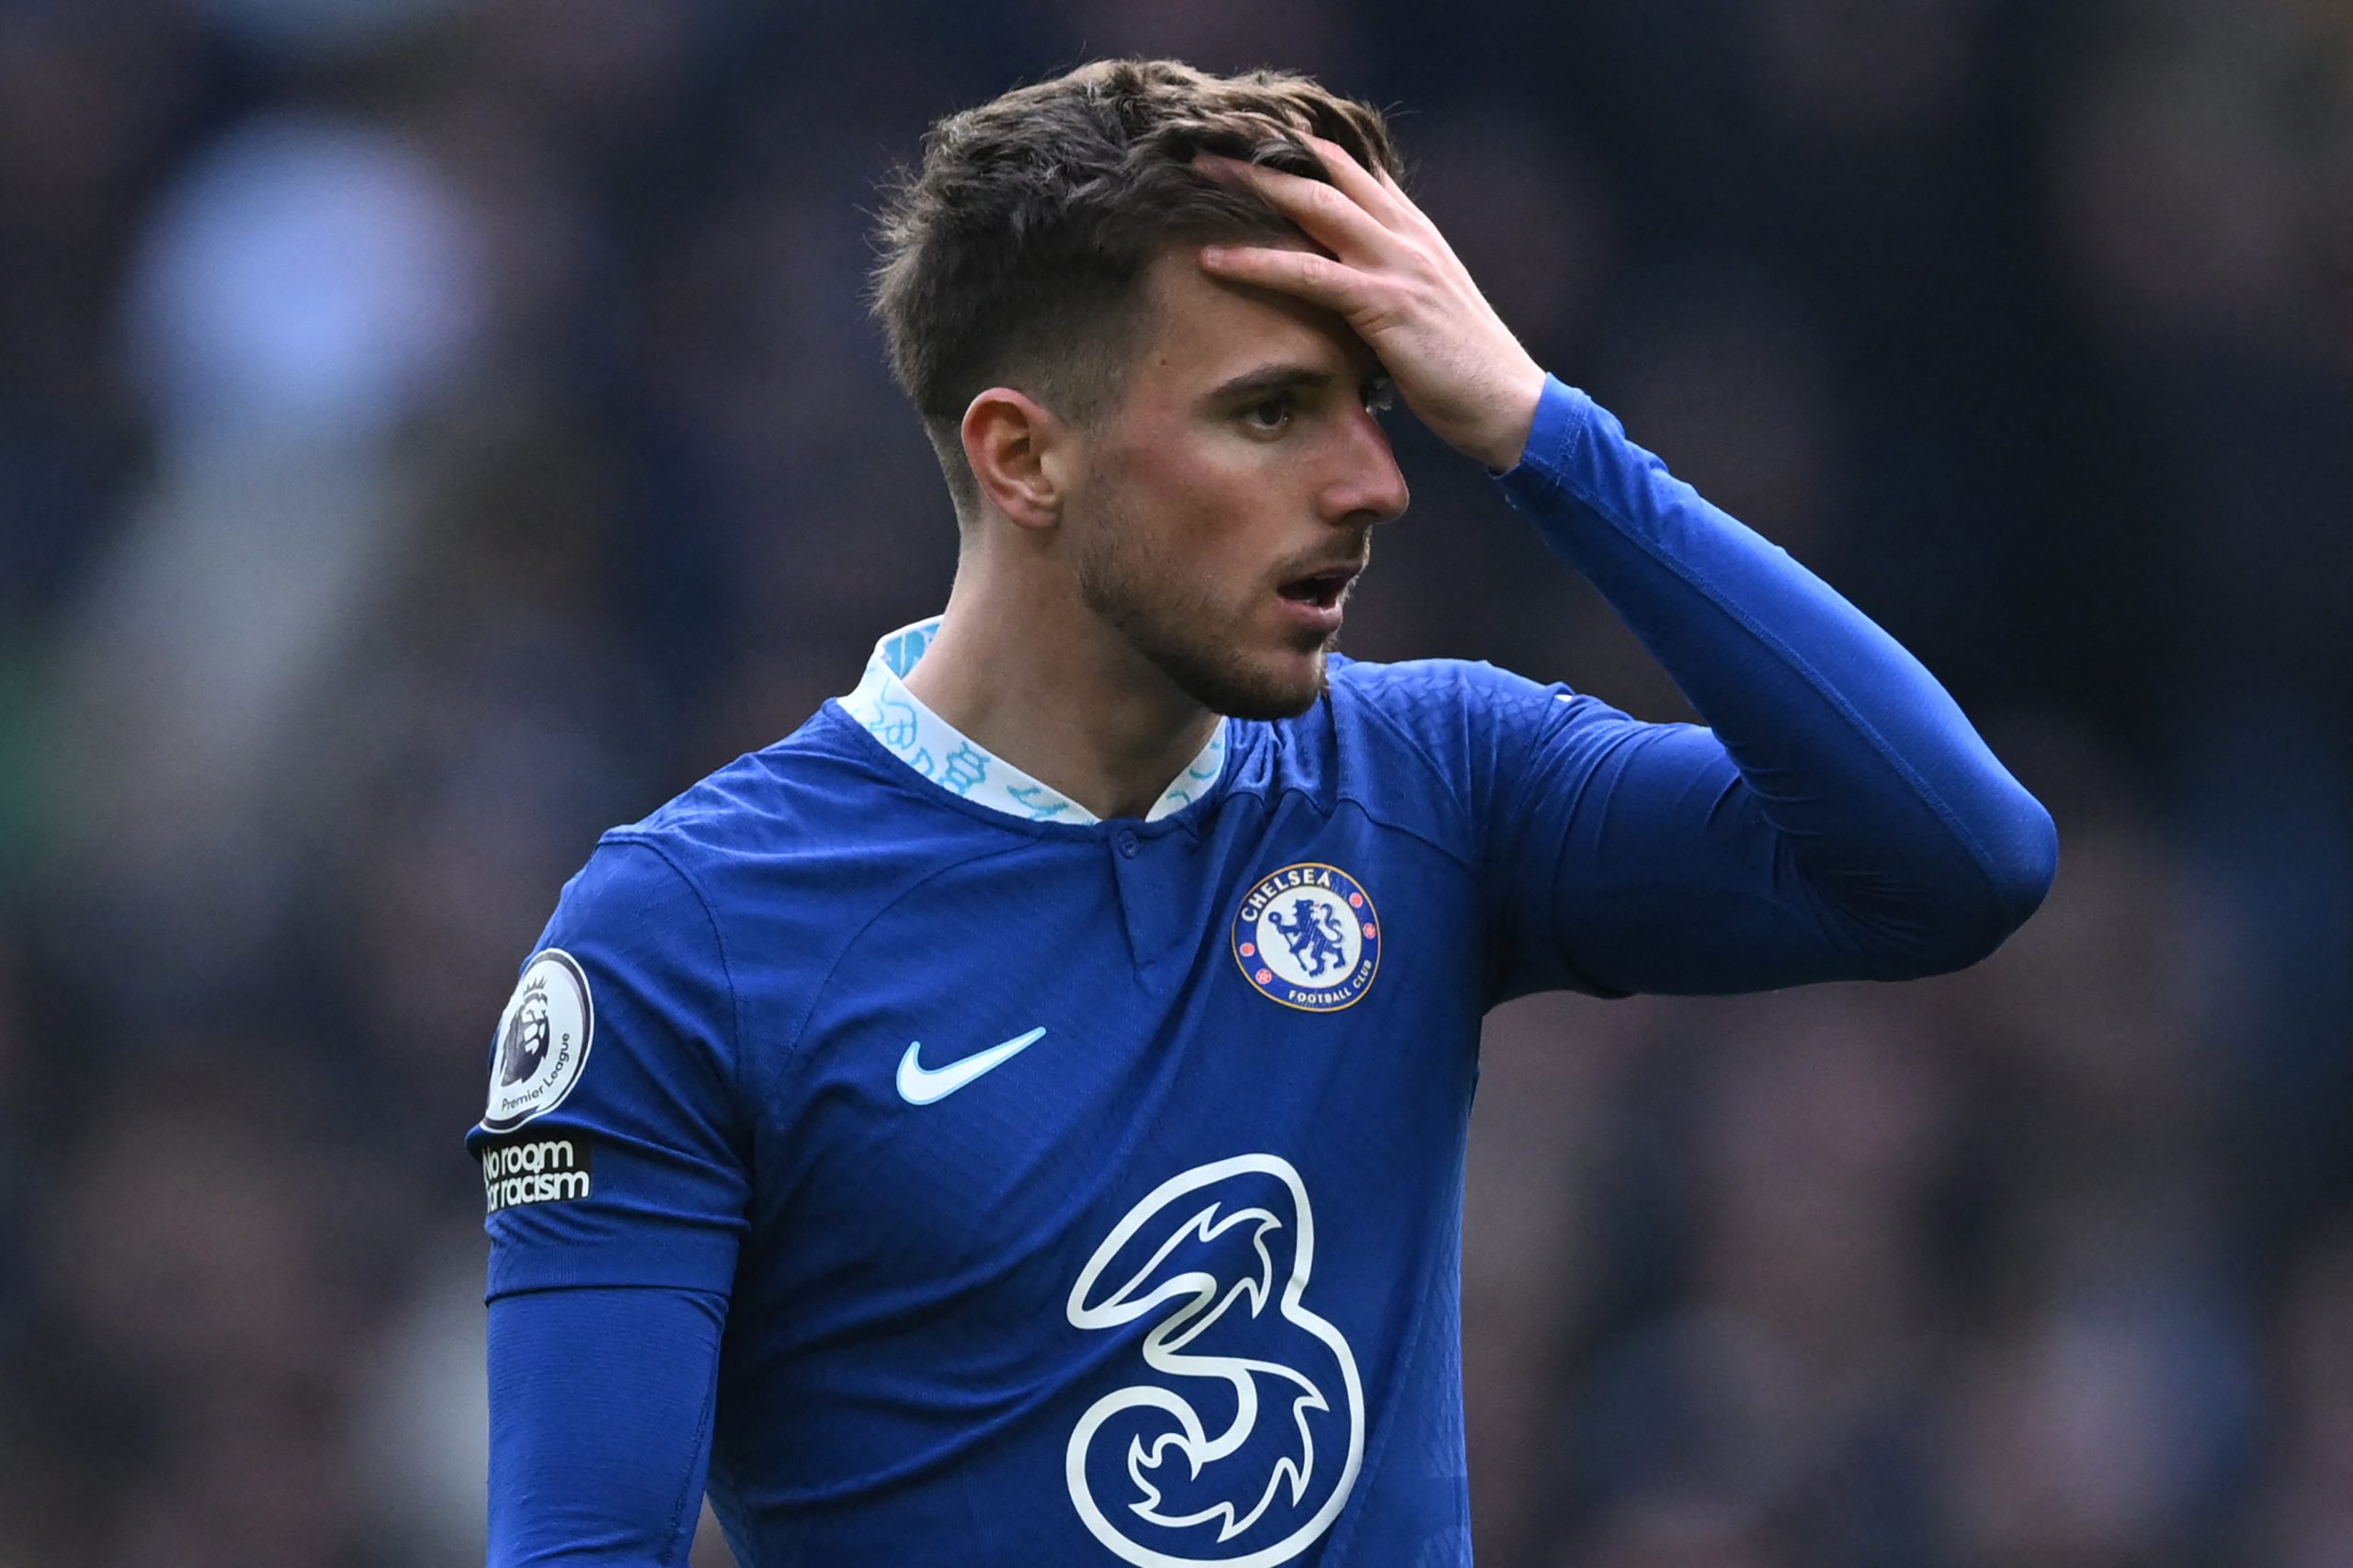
xmin=1107 ymin=823 xmax=1203 ymax=978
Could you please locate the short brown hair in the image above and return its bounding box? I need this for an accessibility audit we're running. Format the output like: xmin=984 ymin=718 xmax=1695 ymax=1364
xmin=868 ymin=58 xmax=1403 ymax=517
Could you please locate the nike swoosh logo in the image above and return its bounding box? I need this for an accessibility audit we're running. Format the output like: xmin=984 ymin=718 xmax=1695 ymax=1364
xmin=896 ymin=1027 xmax=1048 ymax=1105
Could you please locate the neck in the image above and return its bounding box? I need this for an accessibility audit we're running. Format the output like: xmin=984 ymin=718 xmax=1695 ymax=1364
xmin=903 ymin=552 xmax=1219 ymax=823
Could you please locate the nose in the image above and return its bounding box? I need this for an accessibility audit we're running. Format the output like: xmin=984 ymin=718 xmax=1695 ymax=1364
xmin=1321 ymin=403 xmax=1410 ymax=528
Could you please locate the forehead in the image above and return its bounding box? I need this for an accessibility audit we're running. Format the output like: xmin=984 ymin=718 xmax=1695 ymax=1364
xmin=1122 ymin=243 xmax=1378 ymax=400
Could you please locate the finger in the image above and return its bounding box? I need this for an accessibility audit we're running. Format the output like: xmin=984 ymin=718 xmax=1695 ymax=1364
xmin=1193 ymin=153 xmax=1396 ymax=262
xmin=1370 ymin=161 xmax=1431 ymax=233
xmin=1196 ymin=242 xmax=1380 ymax=316
xmin=1299 ymin=134 xmax=1415 ymax=230
xmin=1329 ymin=139 xmax=1448 ymax=252
xmin=1358 ymin=152 xmax=1458 ymax=259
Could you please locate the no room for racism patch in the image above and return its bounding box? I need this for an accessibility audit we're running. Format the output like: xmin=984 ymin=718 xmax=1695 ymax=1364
xmin=481 ymin=1134 xmax=594 ymax=1213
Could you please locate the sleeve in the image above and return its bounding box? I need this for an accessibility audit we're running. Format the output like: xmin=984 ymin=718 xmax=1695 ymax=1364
xmin=1471 ymin=375 xmax=2058 ymax=1001
xmin=466 ymin=835 xmax=751 ymax=1301
xmin=486 ymin=1286 xmax=728 ymax=1566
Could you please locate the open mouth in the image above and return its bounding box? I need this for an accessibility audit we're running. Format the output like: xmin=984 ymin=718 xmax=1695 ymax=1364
xmin=1278 ymin=570 xmax=1358 ymax=610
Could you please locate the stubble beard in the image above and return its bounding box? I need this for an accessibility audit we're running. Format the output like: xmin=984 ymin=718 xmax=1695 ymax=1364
xmin=1074 ymin=501 xmax=1334 ymax=723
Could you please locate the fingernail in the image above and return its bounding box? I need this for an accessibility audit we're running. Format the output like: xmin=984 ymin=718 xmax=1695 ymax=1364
xmin=1199 ymin=245 xmax=1229 ymax=265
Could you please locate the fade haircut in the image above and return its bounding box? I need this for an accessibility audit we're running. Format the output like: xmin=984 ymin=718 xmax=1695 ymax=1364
xmin=868 ymin=59 xmax=1403 ymax=520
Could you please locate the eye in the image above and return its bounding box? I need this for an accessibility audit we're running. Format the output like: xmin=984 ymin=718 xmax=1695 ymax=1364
xmin=1241 ymin=392 xmax=1294 ymax=434
xmin=1361 ymin=375 xmax=1395 ymax=415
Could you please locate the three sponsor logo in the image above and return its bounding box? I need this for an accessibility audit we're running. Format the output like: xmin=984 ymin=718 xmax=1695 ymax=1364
xmin=1065 ymin=1153 xmax=1363 ymax=1565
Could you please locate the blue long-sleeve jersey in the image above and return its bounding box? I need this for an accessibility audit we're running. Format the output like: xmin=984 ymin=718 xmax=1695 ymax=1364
xmin=471 ymin=376 xmax=2055 ymax=1566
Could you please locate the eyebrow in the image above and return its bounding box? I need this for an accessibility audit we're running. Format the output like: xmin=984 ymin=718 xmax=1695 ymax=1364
xmin=1202 ymin=361 xmax=1380 ymax=407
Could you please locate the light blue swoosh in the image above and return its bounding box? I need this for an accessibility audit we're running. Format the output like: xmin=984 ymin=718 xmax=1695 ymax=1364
xmin=896 ymin=1027 xmax=1049 ymax=1105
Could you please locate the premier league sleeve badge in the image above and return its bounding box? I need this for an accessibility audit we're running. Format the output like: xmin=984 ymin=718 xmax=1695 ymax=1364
xmin=482 ymin=949 xmax=595 ymax=1133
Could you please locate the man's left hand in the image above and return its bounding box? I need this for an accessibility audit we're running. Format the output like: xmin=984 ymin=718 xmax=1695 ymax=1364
xmin=1194 ymin=137 xmax=1548 ymax=473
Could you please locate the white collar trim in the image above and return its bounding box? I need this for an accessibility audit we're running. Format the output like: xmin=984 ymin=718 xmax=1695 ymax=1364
xmin=836 ymin=618 xmax=1227 ymax=824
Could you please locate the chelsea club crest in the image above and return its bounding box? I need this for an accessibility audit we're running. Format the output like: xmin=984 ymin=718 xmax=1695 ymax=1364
xmin=1233 ymin=862 xmax=1381 ymax=1012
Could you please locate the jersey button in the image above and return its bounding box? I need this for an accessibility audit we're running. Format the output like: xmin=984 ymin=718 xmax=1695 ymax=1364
xmin=1114 ymin=830 xmax=1140 ymax=858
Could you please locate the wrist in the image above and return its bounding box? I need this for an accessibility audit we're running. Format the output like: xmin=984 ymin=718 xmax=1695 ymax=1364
xmin=1472 ymin=363 xmax=1548 ymax=472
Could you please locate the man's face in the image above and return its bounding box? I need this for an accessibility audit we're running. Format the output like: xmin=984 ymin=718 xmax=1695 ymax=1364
xmin=1062 ymin=244 xmax=1410 ymax=721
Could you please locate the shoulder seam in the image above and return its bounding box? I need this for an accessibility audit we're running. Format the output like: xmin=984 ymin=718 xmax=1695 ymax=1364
xmin=600 ymin=835 xmax=751 ymax=1119
xmin=756 ymin=833 xmax=1064 ymax=1107
xmin=1325 ymin=672 xmax=1478 ymax=876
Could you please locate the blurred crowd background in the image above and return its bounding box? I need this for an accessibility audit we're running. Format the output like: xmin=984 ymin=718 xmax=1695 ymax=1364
xmin=0 ymin=0 xmax=2348 ymax=1563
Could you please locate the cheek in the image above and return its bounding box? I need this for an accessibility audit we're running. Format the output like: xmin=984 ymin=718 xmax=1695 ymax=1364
xmin=1111 ymin=444 xmax=1264 ymax=574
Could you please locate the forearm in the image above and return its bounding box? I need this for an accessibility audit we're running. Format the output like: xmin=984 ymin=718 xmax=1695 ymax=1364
xmin=1495 ymin=376 xmax=2055 ymax=969
xmin=487 ymin=1287 xmax=728 ymax=1566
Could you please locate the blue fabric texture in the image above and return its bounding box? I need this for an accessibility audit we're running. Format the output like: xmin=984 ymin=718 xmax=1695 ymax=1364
xmin=487 ymin=1287 xmax=727 ymax=1567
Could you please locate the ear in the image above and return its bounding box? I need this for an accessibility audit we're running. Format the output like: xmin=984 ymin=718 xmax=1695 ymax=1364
xmin=961 ymin=387 xmax=1075 ymax=532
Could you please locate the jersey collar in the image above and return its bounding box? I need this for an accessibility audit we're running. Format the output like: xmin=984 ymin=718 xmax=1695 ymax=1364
xmin=836 ymin=618 xmax=1227 ymax=825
